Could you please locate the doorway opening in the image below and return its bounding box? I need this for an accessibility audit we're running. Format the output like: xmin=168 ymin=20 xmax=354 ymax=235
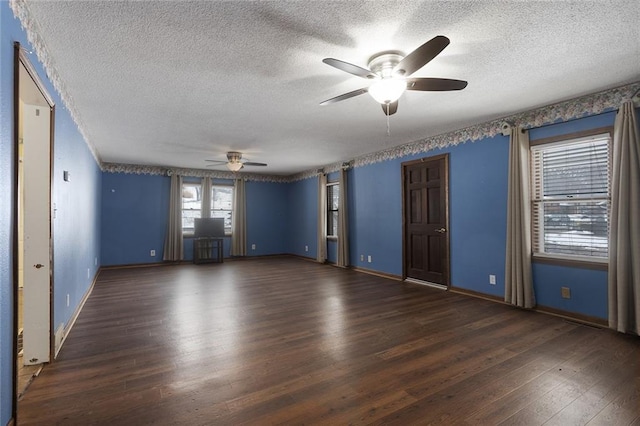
xmin=13 ymin=42 xmax=55 ymax=412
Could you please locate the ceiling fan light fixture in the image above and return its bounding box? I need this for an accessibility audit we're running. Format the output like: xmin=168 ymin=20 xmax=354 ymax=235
xmin=227 ymin=162 xmax=243 ymax=172
xmin=368 ymin=78 xmax=406 ymax=104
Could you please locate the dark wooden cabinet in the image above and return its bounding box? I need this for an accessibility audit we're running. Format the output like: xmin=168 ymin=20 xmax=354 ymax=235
xmin=193 ymin=238 xmax=223 ymax=264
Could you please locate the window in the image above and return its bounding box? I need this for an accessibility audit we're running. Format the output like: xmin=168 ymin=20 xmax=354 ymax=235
xmin=211 ymin=185 xmax=233 ymax=234
xmin=182 ymin=182 xmax=234 ymax=236
xmin=182 ymin=182 xmax=202 ymax=235
xmin=530 ymin=132 xmax=611 ymax=261
xmin=327 ymin=183 xmax=339 ymax=237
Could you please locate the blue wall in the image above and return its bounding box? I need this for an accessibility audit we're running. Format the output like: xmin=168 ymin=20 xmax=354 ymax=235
xmin=52 ymin=98 xmax=102 ymax=334
xmin=533 ymin=263 xmax=608 ymax=318
xmin=246 ymin=181 xmax=288 ymax=256
xmin=350 ymin=159 xmax=404 ymax=274
xmin=101 ymin=175 xmax=290 ymax=264
xmin=448 ymin=135 xmax=509 ymax=297
xmin=1 ymin=3 xmax=102 ymax=422
xmin=101 ymin=173 xmax=169 ymax=265
xmin=287 ymin=177 xmax=317 ymax=259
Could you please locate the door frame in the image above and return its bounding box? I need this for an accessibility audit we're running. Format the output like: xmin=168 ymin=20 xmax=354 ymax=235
xmin=12 ymin=41 xmax=56 ymax=417
xmin=401 ymin=153 xmax=450 ymax=286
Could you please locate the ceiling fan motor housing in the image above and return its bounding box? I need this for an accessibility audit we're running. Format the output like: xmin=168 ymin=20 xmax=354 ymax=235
xmin=226 ymin=151 xmax=243 ymax=163
xmin=367 ymin=52 xmax=407 ymax=104
xmin=368 ymin=51 xmax=405 ymax=78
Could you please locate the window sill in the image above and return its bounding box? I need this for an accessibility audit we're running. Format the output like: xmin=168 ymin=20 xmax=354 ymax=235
xmin=532 ymin=254 xmax=608 ymax=271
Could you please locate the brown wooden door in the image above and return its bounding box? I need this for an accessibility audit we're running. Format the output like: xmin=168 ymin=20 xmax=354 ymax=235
xmin=403 ymin=154 xmax=449 ymax=286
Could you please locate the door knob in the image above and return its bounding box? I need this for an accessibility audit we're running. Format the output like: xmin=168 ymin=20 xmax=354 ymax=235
xmin=435 ymin=228 xmax=447 ymax=233
xmin=34 ymin=263 xmax=44 ymax=269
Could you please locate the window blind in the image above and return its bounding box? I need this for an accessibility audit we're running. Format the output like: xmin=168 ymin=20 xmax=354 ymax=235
xmin=327 ymin=183 xmax=339 ymax=237
xmin=531 ymin=134 xmax=610 ymax=259
xmin=211 ymin=185 xmax=234 ymax=234
xmin=182 ymin=182 xmax=202 ymax=233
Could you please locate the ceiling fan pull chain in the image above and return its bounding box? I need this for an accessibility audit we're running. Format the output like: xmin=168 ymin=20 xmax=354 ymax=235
xmin=386 ymin=104 xmax=391 ymax=136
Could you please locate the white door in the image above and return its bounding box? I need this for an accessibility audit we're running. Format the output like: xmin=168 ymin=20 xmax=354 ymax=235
xmin=22 ymin=103 xmax=51 ymax=365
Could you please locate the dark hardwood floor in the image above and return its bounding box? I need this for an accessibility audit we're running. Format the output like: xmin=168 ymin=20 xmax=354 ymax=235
xmin=18 ymin=257 xmax=640 ymax=425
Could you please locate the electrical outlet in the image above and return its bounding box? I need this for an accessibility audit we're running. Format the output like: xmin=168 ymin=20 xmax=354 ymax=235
xmin=561 ymin=287 xmax=571 ymax=299
xmin=94 ymin=257 xmax=97 ymax=266
xmin=66 ymin=294 xmax=70 ymax=307
xmin=367 ymin=255 xmax=372 ymax=263
xmin=251 ymin=244 xmax=256 ymax=250
xmin=150 ymin=249 xmax=156 ymax=257
xmin=305 ymin=245 xmax=308 ymax=252
xmin=489 ymin=274 xmax=496 ymax=285
xmin=87 ymin=268 xmax=90 ymax=279
xmin=360 ymin=254 xmax=364 ymax=261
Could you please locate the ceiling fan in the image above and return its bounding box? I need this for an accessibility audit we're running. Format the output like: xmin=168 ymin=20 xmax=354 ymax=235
xmin=205 ymin=151 xmax=267 ymax=172
xmin=320 ymin=35 xmax=467 ymax=116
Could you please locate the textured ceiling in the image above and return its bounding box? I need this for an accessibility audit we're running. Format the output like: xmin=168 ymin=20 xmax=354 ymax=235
xmin=19 ymin=0 xmax=640 ymax=175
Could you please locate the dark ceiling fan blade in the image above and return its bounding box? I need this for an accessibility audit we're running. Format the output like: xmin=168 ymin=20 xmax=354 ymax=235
xmin=393 ymin=35 xmax=450 ymax=77
xmin=242 ymin=162 xmax=267 ymax=167
xmin=406 ymin=77 xmax=468 ymax=91
xmin=204 ymin=160 xmax=227 ymax=165
xmin=323 ymin=58 xmax=377 ymax=79
xmin=382 ymin=101 xmax=398 ymax=116
xmin=320 ymin=88 xmax=368 ymax=105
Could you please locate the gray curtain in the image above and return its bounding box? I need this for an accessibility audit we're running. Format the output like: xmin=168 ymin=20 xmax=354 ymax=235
xmin=505 ymin=126 xmax=535 ymax=308
xmin=317 ymin=173 xmax=327 ymax=263
xmin=201 ymin=176 xmax=212 ymax=218
xmin=337 ymin=168 xmax=349 ymax=267
xmin=231 ymin=178 xmax=247 ymax=256
xmin=608 ymin=101 xmax=640 ymax=334
xmin=163 ymin=173 xmax=183 ymax=261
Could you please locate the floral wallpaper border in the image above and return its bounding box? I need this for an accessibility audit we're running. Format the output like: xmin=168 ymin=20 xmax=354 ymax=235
xmin=104 ymin=82 xmax=638 ymax=183
xmin=10 ymin=0 xmax=101 ymax=165
xmin=289 ymin=82 xmax=639 ymax=182
xmin=12 ymin=0 xmax=638 ymax=184
xmin=101 ymin=162 xmax=291 ymax=183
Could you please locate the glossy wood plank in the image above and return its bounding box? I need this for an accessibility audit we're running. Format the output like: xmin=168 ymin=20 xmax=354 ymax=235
xmin=18 ymin=257 xmax=640 ymax=425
